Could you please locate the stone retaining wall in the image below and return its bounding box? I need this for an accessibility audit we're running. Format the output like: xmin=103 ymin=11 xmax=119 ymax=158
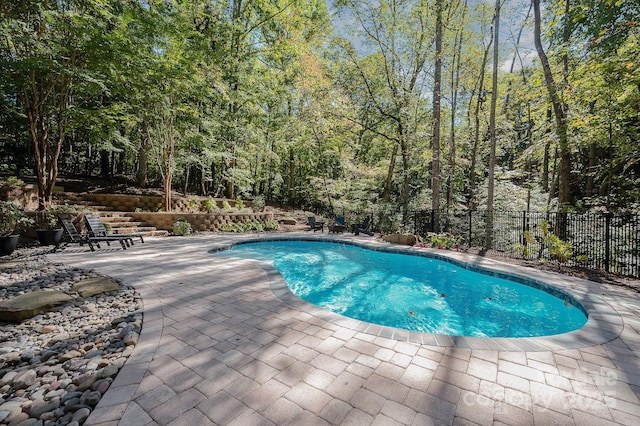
xmin=0 ymin=184 xmax=39 ymax=210
xmin=128 ymin=212 xmax=274 ymax=232
xmin=82 ymin=194 xmax=247 ymax=212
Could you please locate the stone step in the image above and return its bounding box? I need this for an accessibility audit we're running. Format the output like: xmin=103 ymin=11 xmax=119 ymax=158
xmin=53 ymin=192 xmax=168 ymax=238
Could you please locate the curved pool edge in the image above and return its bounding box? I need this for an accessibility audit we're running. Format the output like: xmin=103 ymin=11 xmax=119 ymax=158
xmin=209 ymin=233 xmax=624 ymax=351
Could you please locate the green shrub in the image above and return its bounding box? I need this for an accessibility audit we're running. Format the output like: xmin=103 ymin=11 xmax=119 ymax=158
xmin=427 ymin=232 xmax=462 ymax=250
xmin=251 ymin=195 xmax=265 ymax=212
xmin=203 ymin=196 xmax=217 ymax=212
xmin=264 ymin=220 xmax=279 ymax=231
xmin=221 ymin=200 xmax=233 ymax=211
xmin=537 ymin=220 xmax=572 ymax=262
xmin=219 ymin=220 xmax=278 ymax=233
xmin=172 ymin=217 xmax=192 ymax=236
xmin=0 ymin=176 xmax=24 ymax=188
xmin=235 ymin=196 xmax=245 ymax=210
xmin=187 ymin=197 xmax=200 ymax=212
xmin=0 ymin=201 xmax=34 ymax=236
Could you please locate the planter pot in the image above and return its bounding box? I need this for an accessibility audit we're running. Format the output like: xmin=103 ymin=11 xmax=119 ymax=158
xmin=36 ymin=229 xmax=64 ymax=246
xmin=0 ymin=234 xmax=20 ymax=256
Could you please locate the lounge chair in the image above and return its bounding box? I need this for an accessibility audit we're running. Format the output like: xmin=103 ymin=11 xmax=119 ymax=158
xmin=328 ymin=216 xmax=347 ymax=233
xmin=58 ymin=214 xmax=127 ymax=251
xmin=307 ymin=217 xmax=324 ymax=233
xmin=83 ymin=214 xmax=144 ymax=246
xmin=352 ymin=216 xmax=373 ymax=236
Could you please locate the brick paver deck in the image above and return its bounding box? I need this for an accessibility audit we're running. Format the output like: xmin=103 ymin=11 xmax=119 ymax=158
xmin=48 ymin=232 xmax=640 ymax=425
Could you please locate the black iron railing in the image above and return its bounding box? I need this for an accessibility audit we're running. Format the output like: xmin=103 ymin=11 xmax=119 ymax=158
xmin=413 ymin=210 xmax=640 ymax=278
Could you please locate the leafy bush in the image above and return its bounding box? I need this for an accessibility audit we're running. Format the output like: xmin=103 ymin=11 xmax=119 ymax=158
xmin=172 ymin=217 xmax=192 ymax=236
xmin=219 ymin=220 xmax=278 ymax=233
xmin=221 ymin=200 xmax=234 ymax=212
xmin=235 ymin=196 xmax=245 ymax=210
xmin=264 ymin=221 xmax=279 ymax=231
xmin=512 ymin=230 xmax=538 ymax=257
xmin=537 ymin=220 xmax=572 ymax=262
xmin=34 ymin=204 xmax=75 ymax=230
xmin=251 ymin=195 xmax=265 ymax=212
xmin=203 ymin=196 xmax=217 ymax=212
xmin=426 ymin=232 xmax=462 ymax=250
xmin=187 ymin=197 xmax=200 ymax=212
xmin=0 ymin=201 xmax=34 ymax=236
xmin=547 ymin=234 xmax=572 ymax=262
xmin=0 ymin=176 xmax=24 ymax=188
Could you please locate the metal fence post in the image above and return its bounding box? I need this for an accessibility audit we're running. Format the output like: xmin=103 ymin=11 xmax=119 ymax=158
xmin=605 ymin=212 xmax=611 ymax=272
xmin=522 ymin=210 xmax=527 ymax=246
xmin=468 ymin=210 xmax=473 ymax=247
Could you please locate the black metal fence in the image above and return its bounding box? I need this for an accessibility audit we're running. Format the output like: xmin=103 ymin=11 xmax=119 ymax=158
xmin=413 ymin=210 xmax=640 ymax=278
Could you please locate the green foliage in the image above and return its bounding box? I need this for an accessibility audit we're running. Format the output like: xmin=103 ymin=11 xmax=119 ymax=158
xmin=537 ymin=220 xmax=573 ymax=263
xmin=0 ymin=177 xmax=24 ymax=188
xmin=425 ymin=232 xmax=462 ymax=250
xmin=235 ymin=196 xmax=245 ymax=210
xmin=0 ymin=0 xmax=638 ymax=220
xmin=251 ymin=195 xmax=265 ymax=212
xmin=219 ymin=220 xmax=278 ymax=233
xmin=172 ymin=217 xmax=192 ymax=236
xmin=0 ymin=201 xmax=34 ymax=236
xmin=512 ymin=230 xmax=538 ymax=257
xmin=34 ymin=204 xmax=75 ymax=230
xmin=188 ymin=197 xmax=201 ymax=212
xmin=203 ymin=197 xmax=218 ymax=212
xmin=221 ymin=200 xmax=234 ymax=212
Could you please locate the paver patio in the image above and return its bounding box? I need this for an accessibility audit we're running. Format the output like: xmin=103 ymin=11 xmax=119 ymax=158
xmin=47 ymin=232 xmax=640 ymax=425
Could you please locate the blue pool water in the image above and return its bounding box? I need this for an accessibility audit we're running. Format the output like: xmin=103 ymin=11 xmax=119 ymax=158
xmin=214 ymin=240 xmax=587 ymax=337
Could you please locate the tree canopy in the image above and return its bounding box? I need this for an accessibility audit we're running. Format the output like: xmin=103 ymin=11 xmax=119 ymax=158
xmin=1 ymin=0 xmax=638 ymax=225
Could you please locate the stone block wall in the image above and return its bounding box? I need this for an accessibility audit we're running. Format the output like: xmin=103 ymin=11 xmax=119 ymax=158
xmin=1 ymin=185 xmax=39 ymax=210
xmin=82 ymin=194 xmax=248 ymax=212
xmin=128 ymin=211 xmax=274 ymax=232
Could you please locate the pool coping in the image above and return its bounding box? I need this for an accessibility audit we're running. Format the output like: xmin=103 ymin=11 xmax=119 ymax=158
xmin=209 ymin=233 xmax=624 ymax=352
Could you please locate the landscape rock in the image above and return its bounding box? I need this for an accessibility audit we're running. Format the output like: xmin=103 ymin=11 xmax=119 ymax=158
xmin=0 ymin=291 xmax=74 ymax=322
xmin=381 ymin=233 xmax=417 ymax=246
xmin=71 ymin=277 xmax=121 ymax=298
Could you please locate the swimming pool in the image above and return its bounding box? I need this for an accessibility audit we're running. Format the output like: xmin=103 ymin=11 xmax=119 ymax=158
xmin=214 ymin=240 xmax=588 ymax=338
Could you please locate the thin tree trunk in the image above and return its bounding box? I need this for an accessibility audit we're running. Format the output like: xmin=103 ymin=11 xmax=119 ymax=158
xmin=502 ymin=3 xmax=532 ymax=116
xmin=467 ymin=27 xmax=493 ymax=209
xmin=533 ymin=0 xmax=571 ymax=209
xmin=485 ymin=0 xmax=500 ymax=250
xmin=383 ymin=143 xmax=398 ymax=202
xmin=288 ymin=146 xmax=295 ymax=208
xmin=446 ymin=0 xmax=468 ymax=215
xmin=432 ymin=0 xmax=443 ymax=232
xmin=137 ymin=109 xmax=151 ymax=188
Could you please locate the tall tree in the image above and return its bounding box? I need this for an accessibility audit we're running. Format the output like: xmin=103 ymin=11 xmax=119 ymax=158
xmin=533 ymin=0 xmax=571 ymax=209
xmin=1 ymin=0 xmax=116 ymax=209
xmin=485 ymin=0 xmax=500 ymax=249
xmin=431 ymin=0 xmax=443 ymax=231
xmin=335 ymin=0 xmax=433 ymax=224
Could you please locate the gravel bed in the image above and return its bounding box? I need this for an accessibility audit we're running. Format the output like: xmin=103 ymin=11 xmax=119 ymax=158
xmin=0 ymin=246 xmax=141 ymax=425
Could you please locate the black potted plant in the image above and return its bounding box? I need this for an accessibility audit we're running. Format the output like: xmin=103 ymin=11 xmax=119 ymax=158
xmin=0 ymin=201 xmax=34 ymax=255
xmin=34 ymin=205 xmax=68 ymax=246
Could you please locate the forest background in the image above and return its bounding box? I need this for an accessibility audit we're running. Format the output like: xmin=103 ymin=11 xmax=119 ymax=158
xmin=1 ymin=0 xmax=639 ymax=237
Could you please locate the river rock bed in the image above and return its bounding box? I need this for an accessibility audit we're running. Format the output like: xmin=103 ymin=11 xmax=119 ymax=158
xmin=0 ymin=247 xmax=142 ymax=425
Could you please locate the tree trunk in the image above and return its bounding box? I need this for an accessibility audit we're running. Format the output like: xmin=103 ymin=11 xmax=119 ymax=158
xmin=533 ymin=0 xmax=571 ymax=209
xmin=446 ymin=0 xmax=468 ymax=215
xmin=288 ymin=146 xmax=295 ymax=208
xmin=383 ymin=143 xmax=398 ymax=202
xmin=431 ymin=0 xmax=443 ymax=232
xmin=485 ymin=0 xmax=500 ymax=250
xmin=137 ymin=111 xmax=151 ymax=188
xmin=467 ymin=26 xmax=493 ymax=210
